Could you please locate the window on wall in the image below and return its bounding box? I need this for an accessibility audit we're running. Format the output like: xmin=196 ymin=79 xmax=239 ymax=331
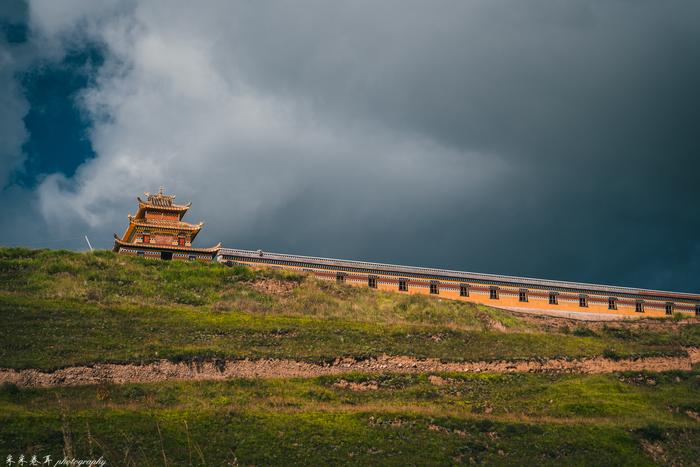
xmin=665 ymin=303 xmax=673 ymax=315
xmin=460 ymin=284 xmax=469 ymax=297
xmin=608 ymin=297 xmax=617 ymax=310
xmin=137 ymin=251 xmax=145 ymax=257
xmin=368 ymin=276 xmax=377 ymax=289
xmin=188 ymin=255 xmax=196 ymax=261
xmin=635 ymin=301 xmax=644 ymax=313
xmin=142 ymin=234 xmax=150 ymax=244
xmin=549 ymin=292 xmax=558 ymax=305
xmin=519 ymin=289 xmax=528 ymax=302
xmin=490 ymin=287 xmax=499 ymax=300
xmin=336 ymin=273 xmax=346 ymax=283
xmin=430 ymin=282 xmax=439 ymax=295
xmin=579 ymin=296 xmax=588 ymax=308
xmin=696 ymin=305 xmax=700 ymax=317
xmin=399 ymin=279 xmax=408 ymax=292
xmin=179 ymin=237 xmax=186 ymax=246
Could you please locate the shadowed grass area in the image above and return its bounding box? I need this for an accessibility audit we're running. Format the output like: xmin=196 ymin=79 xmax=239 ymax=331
xmin=0 ymin=411 xmax=660 ymax=466
xmin=1 ymin=371 xmax=699 ymax=465
xmin=1 ymin=247 xmax=699 ymax=369
xmin=0 ymin=294 xmax=621 ymax=369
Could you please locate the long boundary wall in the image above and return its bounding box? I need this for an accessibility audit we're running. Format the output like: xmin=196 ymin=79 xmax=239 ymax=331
xmin=218 ymin=248 xmax=700 ymax=319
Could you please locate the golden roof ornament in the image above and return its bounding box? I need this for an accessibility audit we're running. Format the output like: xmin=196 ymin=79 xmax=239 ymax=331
xmin=144 ymin=186 xmax=176 ymax=207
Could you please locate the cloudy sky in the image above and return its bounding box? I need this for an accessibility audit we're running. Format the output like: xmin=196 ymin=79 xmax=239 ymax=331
xmin=1 ymin=0 xmax=699 ymax=292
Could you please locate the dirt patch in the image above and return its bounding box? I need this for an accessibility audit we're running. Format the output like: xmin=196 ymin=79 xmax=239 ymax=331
xmin=1 ymin=348 xmax=698 ymax=388
xmin=333 ymin=379 xmax=379 ymax=391
xmin=685 ymin=410 xmax=700 ymax=422
xmin=640 ymin=440 xmax=667 ymax=465
xmin=428 ymin=375 xmax=450 ymax=386
xmin=477 ymin=312 xmax=507 ymax=332
xmin=250 ymin=279 xmax=297 ymax=297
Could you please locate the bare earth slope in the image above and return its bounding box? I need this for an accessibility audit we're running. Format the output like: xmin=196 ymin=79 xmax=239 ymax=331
xmin=2 ymin=349 xmax=699 ymax=388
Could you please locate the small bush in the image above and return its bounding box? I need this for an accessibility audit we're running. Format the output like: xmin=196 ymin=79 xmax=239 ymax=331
xmin=0 ymin=381 xmax=20 ymax=395
xmin=573 ymin=327 xmax=597 ymax=337
xmin=603 ymin=326 xmax=637 ymax=340
xmin=672 ymin=312 xmax=686 ymax=322
xmin=305 ymin=389 xmax=334 ymax=402
xmin=636 ymin=423 xmax=665 ymax=441
xmin=171 ymin=290 xmax=207 ymax=306
xmin=602 ymin=349 xmax=621 ymax=360
xmin=122 ymin=385 xmax=148 ymax=400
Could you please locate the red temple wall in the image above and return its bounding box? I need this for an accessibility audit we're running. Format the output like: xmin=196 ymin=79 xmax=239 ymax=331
xmin=153 ymin=234 xmax=175 ymax=245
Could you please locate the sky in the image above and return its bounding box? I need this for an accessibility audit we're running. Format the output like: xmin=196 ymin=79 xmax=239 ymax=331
xmin=0 ymin=0 xmax=699 ymax=292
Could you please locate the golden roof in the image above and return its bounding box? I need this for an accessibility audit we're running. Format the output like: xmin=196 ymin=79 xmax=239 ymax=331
xmin=127 ymin=216 xmax=204 ymax=230
xmin=116 ymin=187 xmax=205 ymax=244
xmin=136 ymin=187 xmax=192 ymax=213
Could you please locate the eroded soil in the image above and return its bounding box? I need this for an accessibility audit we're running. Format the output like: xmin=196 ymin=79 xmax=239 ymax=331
xmin=2 ymin=348 xmax=698 ymax=388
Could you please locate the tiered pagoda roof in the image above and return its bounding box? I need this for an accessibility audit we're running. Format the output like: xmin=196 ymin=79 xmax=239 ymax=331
xmin=113 ymin=187 xmax=220 ymax=255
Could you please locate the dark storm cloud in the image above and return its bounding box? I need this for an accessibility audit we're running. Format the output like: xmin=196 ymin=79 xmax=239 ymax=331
xmin=209 ymin=1 xmax=700 ymax=291
xmin=2 ymin=0 xmax=699 ymax=292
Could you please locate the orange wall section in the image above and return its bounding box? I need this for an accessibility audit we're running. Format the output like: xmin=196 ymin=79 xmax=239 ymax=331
xmin=232 ymin=260 xmax=696 ymax=319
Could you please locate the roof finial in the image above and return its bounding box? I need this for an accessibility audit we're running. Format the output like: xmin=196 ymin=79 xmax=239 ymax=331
xmin=159 ymin=186 xmax=165 ymax=195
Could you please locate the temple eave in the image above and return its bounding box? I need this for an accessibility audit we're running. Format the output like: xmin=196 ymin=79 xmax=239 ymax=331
xmin=137 ymin=199 xmax=191 ymax=211
xmin=113 ymin=237 xmax=221 ymax=254
xmin=130 ymin=219 xmax=203 ymax=231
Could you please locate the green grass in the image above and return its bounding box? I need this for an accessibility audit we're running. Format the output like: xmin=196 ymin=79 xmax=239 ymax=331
xmin=3 ymin=247 xmax=700 ymax=465
xmin=1 ymin=293 xmax=627 ymax=369
xmin=1 ymin=247 xmax=698 ymax=369
xmin=1 ymin=371 xmax=699 ymax=465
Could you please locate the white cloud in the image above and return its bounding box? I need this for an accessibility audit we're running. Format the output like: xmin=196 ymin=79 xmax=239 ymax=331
xmin=26 ymin=0 xmax=507 ymax=246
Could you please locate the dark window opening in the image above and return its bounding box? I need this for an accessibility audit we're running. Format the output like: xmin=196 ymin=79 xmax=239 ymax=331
xmin=368 ymin=276 xmax=377 ymax=288
xmin=460 ymin=284 xmax=469 ymax=297
xmin=635 ymin=301 xmax=644 ymax=313
xmin=399 ymin=279 xmax=408 ymax=292
xmin=579 ymin=296 xmax=588 ymax=308
xmin=430 ymin=282 xmax=439 ymax=295
xmin=336 ymin=273 xmax=346 ymax=283
xmin=608 ymin=298 xmax=617 ymax=310
xmin=519 ymin=290 xmax=528 ymax=302
xmin=188 ymin=255 xmax=196 ymax=261
xmin=665 ymin=303 xmax=673 ymax=315
xmin=549 ymin=293 xmax=558 ymax=305
xmin=490 ymin=287 xmax=499 ymax=300
xmin=137 ymin=251 xmax=145 ymax=257
xmin=696 ymin=305 xmax=700 ymax=317
xmin=161 ymin=251 xmax=173 ymax=261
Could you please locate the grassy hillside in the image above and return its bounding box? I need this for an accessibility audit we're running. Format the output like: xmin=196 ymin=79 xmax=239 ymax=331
xmin=1 ymin=247 xmax=698 ymax=370
xmin=1 ymin=371 xmax=699 ymax=465
xmin=1 ymin=247 xmax=699 ymax=465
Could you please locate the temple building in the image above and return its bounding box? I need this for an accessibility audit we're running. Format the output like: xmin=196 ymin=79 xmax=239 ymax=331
xmin=114 ymin=187 xmax=700 ymax=318
xmin=113 ymin=188 xmax=220 ymax=261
